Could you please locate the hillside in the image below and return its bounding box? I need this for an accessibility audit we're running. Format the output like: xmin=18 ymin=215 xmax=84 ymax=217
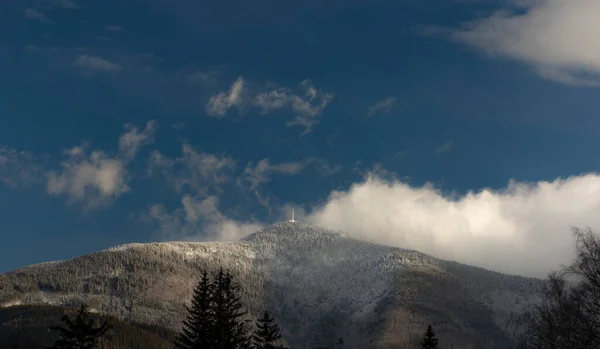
xmin=0 ymin=304 xmax=176 ymax=349
xmin=0 ymin=222 xmax=544 ymax=348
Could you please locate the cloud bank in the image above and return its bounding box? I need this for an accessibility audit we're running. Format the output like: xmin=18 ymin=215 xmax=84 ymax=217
xmin=305 ymin=173 xmax=600 ymax=277
xmin=450 ymin=0 xmax=600 ymax=86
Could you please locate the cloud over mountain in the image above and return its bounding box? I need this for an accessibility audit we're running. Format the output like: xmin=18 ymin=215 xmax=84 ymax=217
xmin=306 ymin=172 xmax=600 ymax=277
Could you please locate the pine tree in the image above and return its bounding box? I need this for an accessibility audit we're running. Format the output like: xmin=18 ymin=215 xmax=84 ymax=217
xmin=175 ymin=270 xmax=215 ymax=349
xmin=45 ymin=304 xmax=111 ymax=349
xmin=420 ymin=324 xmax=439 ymax=349
xmin=212 ymin=268 xmax=252 ymax=349
xmin=252 ymin=311 xmax=282 ymax=349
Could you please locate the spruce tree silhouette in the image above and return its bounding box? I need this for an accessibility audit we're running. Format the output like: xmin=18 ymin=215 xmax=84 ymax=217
xmin=252 ymin=310 xmax=282 ymax=349
xmin=174 ymin=270 xmax=215 ymax=349
xmin=175 ymin=268 xmax=251 ymax=349
xmin=45 ymin=304 xmax=111 ymax=349
xmin=420 ymin=324 xmax=439 ymax=349
xmin=212 ymin=268 xmax=251 ymax=349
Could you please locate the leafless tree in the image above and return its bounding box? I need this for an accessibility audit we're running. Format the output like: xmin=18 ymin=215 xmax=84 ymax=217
xmin=516 ymin=228 xmax=600 ymax=349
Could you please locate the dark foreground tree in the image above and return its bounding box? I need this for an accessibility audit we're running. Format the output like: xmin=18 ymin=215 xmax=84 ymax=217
xmin=174 ymin=270 xmax=215 ymax=349
xmin=45 ymin=304 xmax=111 ymax=349
xmin=175 ymin=268 xmax=252 ymax=349
xmin=420 ymin=324 xmax=439 ymax=349
xmin=516 ymin=228 xmax=600 ymax=349
xmin=252 ymin=310 xmax=282 ymax=349
xmin=212 ymin=269 xmax=252 ymax=349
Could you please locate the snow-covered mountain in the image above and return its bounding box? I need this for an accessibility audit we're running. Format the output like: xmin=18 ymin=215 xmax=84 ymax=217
xmin=0 ymin=222 xmax=543 ymax=348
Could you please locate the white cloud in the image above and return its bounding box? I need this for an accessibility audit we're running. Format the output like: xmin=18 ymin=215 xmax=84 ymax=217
xmin=256 ymin=79 xmax=333 ymax=135
xmin=206 ymin=77 xmax=333 ymax=134
xmin=46 ymin=121 xmax=156 ymax=209
xmin=205 ymin=76 xmax=245 ymax=117
xmin=148 ymin=144 xmax=236 ymax=195
xmin=74 ymin=54 xmax=122 ymax=72
xmin=24 ymin=8 xmax=54 ymax=24
xmin=47 ymin=148 xmax=129 ymax=208
xmin=367 ymin=97 xmax=397 ymax=117
xmin=305 ymin=172 xmax=600 ymax=277
xmin=451 ymin=0 xmax=600 ymax=86
xmin=119 ymin=121 xmax=156 ymax=162
xmin=0 ymin=146 xmax=44 ymax=187
xmin=145 ymin=195 xmax=263 ymax=241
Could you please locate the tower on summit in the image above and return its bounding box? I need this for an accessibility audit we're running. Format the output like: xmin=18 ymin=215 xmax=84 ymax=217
xmin=289 ymin=208 xmax=296 ymax=223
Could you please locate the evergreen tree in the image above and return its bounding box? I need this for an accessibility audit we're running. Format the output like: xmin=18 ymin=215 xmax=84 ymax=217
xmin=175 ymin=268 xmax=252 ymax=349
xmin=252 ymin=310 xmax=282 ymax=349
xmin=174 ymin=270 xmax=215 ymax=349
xmin=45 ymin=304 xmax=111 ymax=349
xmin=420 ymin=324 xmax=439 ymax=349
xmin=212 ymin=268 xmax=252 ymax=349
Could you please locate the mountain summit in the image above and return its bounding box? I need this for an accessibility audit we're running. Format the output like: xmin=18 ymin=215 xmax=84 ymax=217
xmin=0 ymin=222 xmax=543 ymax=348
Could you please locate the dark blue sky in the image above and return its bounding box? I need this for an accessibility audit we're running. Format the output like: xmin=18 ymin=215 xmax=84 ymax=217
xmin=1 ymin=0 xmax=600 ymax=275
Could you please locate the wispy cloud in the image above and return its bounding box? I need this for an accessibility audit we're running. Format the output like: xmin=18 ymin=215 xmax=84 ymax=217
xmin=435 ymin=141 xmax=454 ymax=155
xmin=143 ymin=195 xmax=263 ymax=242
xmin=256 ymin=79 xmax=333 ymax=135
xmin=74 ymin=54 xmax=122 ymax=72
xmin=205 ymin=77 xmax=245 ymax=117
xmin=148 ymin=144 xmax=236 ymax=195
xmin=0 ymin=146 xmax=46 ymax=188
xmin=240 ymin=158 xmax=307 ymax=191
xmin=24 ymin=8 xmax=54 ymax=25
xmin=367 ymin=97 xmax=397 ymax=117
xmin=46 ymin=121 xmax=156 ymax=209
xmin=144 ymin=153 xmax=339 ymax=238
xmin=119 ymin=121 xmax=157 ymax=162
xmin=238 ymin=157 xmax=340 ymax=208
xmin=447 ymin=0 xmax=600 ymax=86
xmin=205 ymin=77 xmax=333 ymax=135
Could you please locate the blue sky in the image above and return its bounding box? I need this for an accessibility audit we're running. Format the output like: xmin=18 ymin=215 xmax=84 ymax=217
xmin=2 ymin=0 xmax=600 ymax=276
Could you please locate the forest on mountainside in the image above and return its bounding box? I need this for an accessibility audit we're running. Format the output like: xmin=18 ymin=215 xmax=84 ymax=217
xmin=0 ymin=304 xmax=176 ymax=349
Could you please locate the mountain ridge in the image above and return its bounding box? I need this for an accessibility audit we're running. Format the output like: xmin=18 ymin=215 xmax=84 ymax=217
xmin=0 ymin=222 xmax=543 ymax=348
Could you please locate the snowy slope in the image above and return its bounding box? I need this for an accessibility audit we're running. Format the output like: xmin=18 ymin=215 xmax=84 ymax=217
xmin=0 ymin=222 xmax=543 ymax=349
